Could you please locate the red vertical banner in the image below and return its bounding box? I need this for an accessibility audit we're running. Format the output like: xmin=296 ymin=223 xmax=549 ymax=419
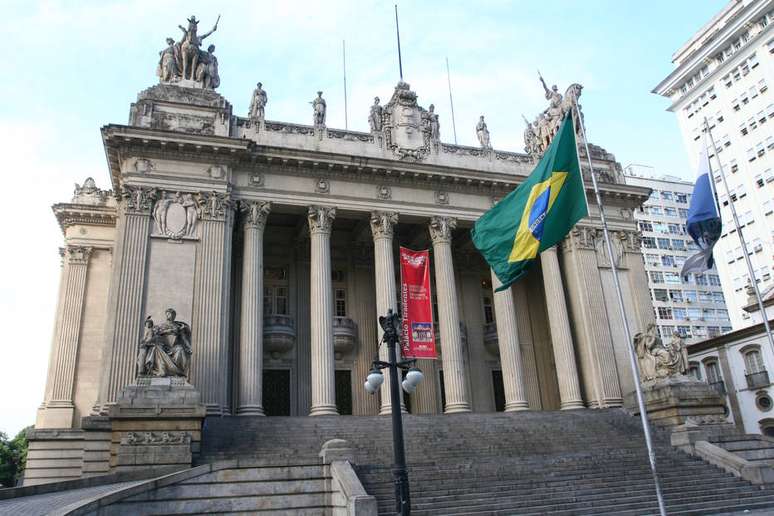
xmin=399 ymin=247 xmax=436 ymax=359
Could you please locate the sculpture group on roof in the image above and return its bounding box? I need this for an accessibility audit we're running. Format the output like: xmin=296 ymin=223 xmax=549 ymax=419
xmin=523 ymin=74 xmax=585 ymax=160
xmin=157 ymin=15 xmax=220 ymax=89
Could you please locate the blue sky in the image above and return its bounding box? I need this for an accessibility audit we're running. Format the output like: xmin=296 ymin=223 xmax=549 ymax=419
xmin=0 ymin=0 xmax=727 ymax=435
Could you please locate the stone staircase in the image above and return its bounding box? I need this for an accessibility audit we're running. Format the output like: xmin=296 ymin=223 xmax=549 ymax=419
xmin=712 ymin=434 xmax=774 ymax=466
xmin=197 ymin=409 xmax=774 ymax=515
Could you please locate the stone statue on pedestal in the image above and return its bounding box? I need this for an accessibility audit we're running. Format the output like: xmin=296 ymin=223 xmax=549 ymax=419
xmin=137 ymin=308 xmax=192 ymax=378
xmin=476 ymin=116 xmax=491 ymax=149
xmin=368 ymin=97 xmax=383 ymax=132
xmin=249 ymin=82 xmax=268 ymax=120
xmin=311 ymin=91 xmax=327 ymax=128
xmin=633 ymin=323 xmax=686 ymax=382
xmin=157 ymin=38 xmax=180 ymax=83
xmin=177 ymin=15 xmax=219 ymax=81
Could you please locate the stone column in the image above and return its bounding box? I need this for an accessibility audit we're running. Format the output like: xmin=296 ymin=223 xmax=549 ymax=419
xmin=39 ymin=246 xmax=93 ymax=427
xmin=308 ymin=206 xmax=338 ymax=416
xmin=97 ymin=186 xmax=154 ymax=412
xmin=429 ymin=216 xmax=471 ymax=413
xmin=190 ymin=192 xmax=235 ymax=415
xmin=370 ymin=211 xmax=405 ymax=414
xmin=490 ymin=271 xmax=529 ymax=411
xmin=237 ymin=201 xmax=271 ymax=416
xmin=540 ymin=247 xmax=584 ymax=409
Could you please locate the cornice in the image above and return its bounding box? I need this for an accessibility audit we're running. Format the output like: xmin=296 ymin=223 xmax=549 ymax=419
xmin=102 ymin=124 xmax=642 ymax=205
xmin=52 ymin=203 xmax=117 ymax=235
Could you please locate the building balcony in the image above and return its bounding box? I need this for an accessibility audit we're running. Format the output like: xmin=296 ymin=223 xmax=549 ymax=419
xmin=483 ymin=321 xmax=499 ymax=356
xmin=746 ymin=370 xmax=770 ymax=390
xmin=263 ymin=314 xmax=296 ymax=358
xmin=708 ymin=380 xmax=726 ymax=396
xmin=333 ymin=316 xmax=358 ymax=359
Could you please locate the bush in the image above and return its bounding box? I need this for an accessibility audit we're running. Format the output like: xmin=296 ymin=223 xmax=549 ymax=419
xmin=0 ymin=427 xmax=30 ymax=487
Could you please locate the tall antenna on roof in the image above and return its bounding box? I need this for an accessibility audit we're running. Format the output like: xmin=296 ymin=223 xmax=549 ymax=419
xmin=446 ymin=57 xmax=458 ymax=144
xmin=343 ymin=40 xmax=349 ymax=130
xmin=395 ymin=5 xmax=404 ymax=81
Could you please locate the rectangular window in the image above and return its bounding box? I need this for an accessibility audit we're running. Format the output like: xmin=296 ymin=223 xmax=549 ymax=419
xmin=664 ymin=207 xmax=677 ymax=217
xmin=263 ymin=286 xmax=273 ymax=316
xmin=661 ymin=255 xmax=675 ymax=266
xmin=643 ymin=237 xmax=657 ymax=249
xmin=669 ymin=290 xmax=683 ymax=302
xmin=672 ymin=239 xmax=686 ymax=251
xmin=645 ymin=253 xmax=660 ymax=267
xmin=275 ymin=287 xmax=288 ymax=316
xmin=665 ymin=272 xmax=681 ymax=284
xmin=709 ymin=275 xmax=721 ymax=286
xmin=658 ymin=307 xmax=673 ymax=319
xmin=676 ymin=325 xmax=691 ymax=337
xmin=639 ymin=221 xmax=653 ymax=232
xmin=695 ymin=274 xmax=708 ymax=286
xmin=661 ymin=191 xmax=673 ymax=201
xmin=676 ymin=193 xmax=688 ymax=204
xmin=673 ymin=307 xmax=687 ymax=319
xmin=335 ymin=288 xmax=347 ymax=317
xmin=651 ymin=271 xmax=664 ymax=284
xmin=654 ymin=289 xmax=669 ymax=302
xmin=657 ymin=238 xmax=671 ymax=249
xmin=685 ymin=290 xmax=698 ymax=303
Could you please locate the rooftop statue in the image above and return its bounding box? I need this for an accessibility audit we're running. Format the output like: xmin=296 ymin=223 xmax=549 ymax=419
xmin=311 ymin=91 xmax=327 ymax=128
xmin=524 ymin=74 xmax=584 ymax=159
xmin=137 ymin=308 xmax=192 ymax=378
xmin=476 ymin=115 xmax=491 ymax=149
xmin=249 ymin=82 xmax=268 ymax=120
xmin=633 ymin=323 xmax=688 ymax=382
xmin=156 ymin=15 xmax=220 ymax=89
xmin=368 ymin=97 xmax=383 ymax=132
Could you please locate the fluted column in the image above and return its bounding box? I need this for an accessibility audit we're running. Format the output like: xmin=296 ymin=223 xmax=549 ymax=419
xmin=190 ymin=192 xmax=235 ymax=415
xmin=308 ymin=206 xmax=338 ymax=416
xmin=540 ymin=246 xmax=584 ymax=409
xmin=97 ymin=186 xmax=154 ymax=412
xmin=39 ymin=246 xmax=93 ymax=427
xmin=490 ymin=271 xmax=529 ymax=411
xmin=429 ymin=216 xmax=471 ymax=413
xmin=370 ymin=211 xmax=406 ymax=414
xmin=237 ymin=201 xmax=271 ymax=415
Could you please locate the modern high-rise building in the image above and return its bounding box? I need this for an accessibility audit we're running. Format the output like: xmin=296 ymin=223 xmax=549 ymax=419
xmin=624 ymin=167 xmax=732 ymax=343
xmin=653 ymin=0 xmax=774 ymax=329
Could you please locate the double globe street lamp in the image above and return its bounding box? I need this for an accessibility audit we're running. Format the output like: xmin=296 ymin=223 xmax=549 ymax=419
xmin=363 ymin=309 xmax=424 ymax=516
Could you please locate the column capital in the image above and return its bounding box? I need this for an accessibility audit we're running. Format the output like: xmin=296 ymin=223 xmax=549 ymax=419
xmin=370 ymin=211 xmax=399 ymax=240
xmin=428 ymin=216 xmax=457 ymax=245
xmin=64 ymin=245 xmax=93 ymax=265
xmin=120 ymin=185 xmax=157 ymax=215
xmin=241 ymin=200 xmax=272 ymax=231
xmin=308 ymin=205 xmax=336 ymax=235
xmin=198 ymin=191 xmax=235 ymax=221
xmin=563 ymin=225 xmax=596 ymax=251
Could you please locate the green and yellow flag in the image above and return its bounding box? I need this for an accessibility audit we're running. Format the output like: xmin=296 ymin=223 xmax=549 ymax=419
xmin=471 ymin=113 xmax=587 ymax=291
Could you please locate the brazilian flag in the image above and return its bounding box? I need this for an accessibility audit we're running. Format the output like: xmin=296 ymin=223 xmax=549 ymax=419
xmin=471 ymin=112 xmax=587 ymax=291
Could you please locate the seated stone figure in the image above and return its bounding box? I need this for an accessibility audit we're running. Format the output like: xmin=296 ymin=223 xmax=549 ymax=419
xmin=633 ymin=323 xmax=685 ymax=382
xmin=137 ymin=308 xmax=192 ymax=378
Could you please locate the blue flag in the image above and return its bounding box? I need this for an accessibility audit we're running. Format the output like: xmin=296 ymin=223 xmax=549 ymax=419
xmin=680 ymin=146 xmax=722 ymax=279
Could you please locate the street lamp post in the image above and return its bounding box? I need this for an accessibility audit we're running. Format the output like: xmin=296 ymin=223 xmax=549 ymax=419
xmin=364 ymin=309 xmax=424 ymax=516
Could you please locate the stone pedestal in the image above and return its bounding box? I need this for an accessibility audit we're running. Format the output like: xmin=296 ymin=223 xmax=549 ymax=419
xmin=108 ymin=377 xmax=206 ymax=474
xmin=625 ymin=376 xmax=728 ymax=429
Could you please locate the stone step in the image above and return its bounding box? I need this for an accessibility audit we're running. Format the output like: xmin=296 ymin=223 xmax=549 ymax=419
xmin=184 ymin=465 xmax=326 ymax=483
xmin=105 ymin=492 xmax=331 ymax=515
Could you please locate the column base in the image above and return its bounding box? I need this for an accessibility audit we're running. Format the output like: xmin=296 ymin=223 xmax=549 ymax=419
xmin=560 ymin=400 xmax=586 ymax=410
xmin=309 ymin=404 xmax=339 ymax=416
xmin=379 ymin=403 xmax=408 ymax=415
xmin=444 ymin=402 xmax=472 ymax=414
xmin=504 ymin=401 xmax=530 ymax=412
xmin=237 ymin=405 xmax=266 ymax=416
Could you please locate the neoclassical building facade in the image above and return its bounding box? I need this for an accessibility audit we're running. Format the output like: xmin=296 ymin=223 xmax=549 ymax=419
xmin=36 ymin=78 xmax=655 ymax=431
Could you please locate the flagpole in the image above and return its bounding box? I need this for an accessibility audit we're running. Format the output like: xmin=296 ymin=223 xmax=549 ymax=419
xmin=342 ymin=39 xmax=348 ymax=130
xmin=704 ymin=117 xmax=774 ymax=355
xmin=572 ymin=101 xmax=668 ymax=516
xmin=446 ymin=57 xmax=458 ymax=144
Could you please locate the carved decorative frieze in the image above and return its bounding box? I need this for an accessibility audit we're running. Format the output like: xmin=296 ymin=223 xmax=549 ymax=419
xmin=121 ymin=431 xmax=191 ymax=446
xmin=315 ymin=178 xmax=330 ymax=194
xmin=595 ymin=229 xmax=626 ymax=268
xmin=121 ymin=185 xmax=157 ymax=215
xmin=208 ymin=165 xmax=227 ymax=179
xmin=434 ymin=191 xmax=450 ymax=205
xmin=376 ymin=184 xmax=391 ymax=200
xmin=564 ymin=225 xmax=596 ymax=251
xmin=249 ymin=172 xmax=265 ymax=187
xmin=307 ymin=205 xmax=336 ymax=235
xmin=241 ymin=200 xmax=271 ymax=230
xmin=429 ymin=216 xmax=457 ymax=244
xmin=152 ymin=192 xmax=200 ymax=239
xmin=134 ymin=158 xmax=155 ymax=174
xmin=370 ymin=211 xmax=399 ymax=240
xmin=64 ymin=245 xmax=93 ymax=265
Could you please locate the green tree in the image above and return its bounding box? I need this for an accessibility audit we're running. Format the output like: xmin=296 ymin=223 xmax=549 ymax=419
xmin=0 ymin=427 xmax=30 ymax=487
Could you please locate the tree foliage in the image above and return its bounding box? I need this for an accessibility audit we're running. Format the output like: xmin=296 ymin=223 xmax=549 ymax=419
xmin=0 ymin=427 xmax=30 ymax=487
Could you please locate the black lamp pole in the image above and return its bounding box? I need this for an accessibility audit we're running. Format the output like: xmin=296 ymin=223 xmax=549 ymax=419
xmin=377 ymin=310 xmax=412 ymax=516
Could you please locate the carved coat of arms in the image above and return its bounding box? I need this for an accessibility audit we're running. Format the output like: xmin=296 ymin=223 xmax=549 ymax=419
xmin=382 ymin=82 xmax=430 ymax=161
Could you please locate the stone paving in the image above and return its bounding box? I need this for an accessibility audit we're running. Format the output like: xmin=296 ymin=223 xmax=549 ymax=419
xmin=0 ymin=481 xmax=141 ymax=516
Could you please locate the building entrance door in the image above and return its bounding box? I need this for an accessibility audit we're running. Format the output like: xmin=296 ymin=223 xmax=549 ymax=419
xmin=492 ymin=370 xmax=505 ymax=412
xmin=335 ymin=370 xmax=353 ymax=415
xmin=263 ymin=369 xmax=291 ymax=416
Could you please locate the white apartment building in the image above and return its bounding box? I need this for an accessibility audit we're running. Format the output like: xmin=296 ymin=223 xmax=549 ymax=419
xmin=624 ymin=168 xmax=732 ymax=342
xmin=653 ymin=0 xmax=774 ymax=329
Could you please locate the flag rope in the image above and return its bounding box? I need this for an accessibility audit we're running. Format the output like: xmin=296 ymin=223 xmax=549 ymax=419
xmin=573 ymin=99 xmax=668 ymax=516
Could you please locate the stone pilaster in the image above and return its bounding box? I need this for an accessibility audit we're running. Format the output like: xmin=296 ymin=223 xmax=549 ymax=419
xmin=370 ymin=211 xmax=406 ymax=414
xmin=97 ymin=186 xmax=155 ymax=412
xmin=540 ymin=247 xmax=584 ymax=409
xmin=429 ymin=216 xmax=471 ymax=413
xmin=561 ymin=226 xmax=622 ymax=408
xmin=308 ymin=206 xmax=338 ymax=416
xmin=237 ymin=201 xmax=271 ymax=416
xmin=190 ymin=192 xmax=235 ymax=415
xmin=38 ymin=246 xmax=93 ymax=428
xmin=490 ymin=271 xmax=529 ymax=411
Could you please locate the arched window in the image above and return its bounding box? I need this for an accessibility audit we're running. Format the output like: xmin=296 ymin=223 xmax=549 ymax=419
xmin=760 ymin=418 xmax=774 ymax=437
xmin=704 ymin=360 xmax=722 ymax=384
xmin=743 ymin=347 xmax=765 ymax=374
xmin=688 ymin=361 xmax=702 ymax=381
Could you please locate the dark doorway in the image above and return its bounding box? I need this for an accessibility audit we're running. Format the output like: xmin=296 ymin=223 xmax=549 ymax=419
xmin=439 ymin=369 xmax=446 ymax=412
xmin=492 ymin=370 xmax=505 ymax=412
xmin=263 ymin=369 xmax=291 ymax=416
xmin=335 ymin=370 xmax=353 ymax=415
